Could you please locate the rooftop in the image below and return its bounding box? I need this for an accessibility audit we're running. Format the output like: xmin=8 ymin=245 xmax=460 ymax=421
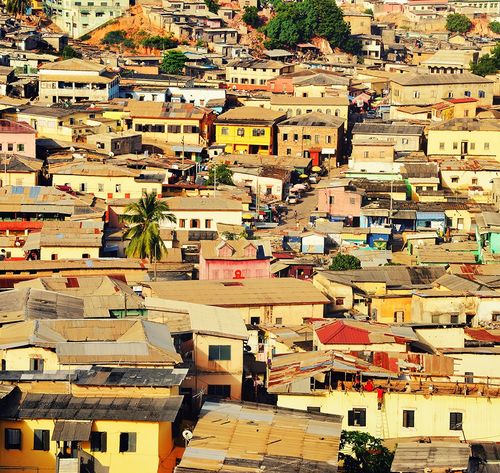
xmin=144 ymin=278 xmax=330 ymax=307
xmin=216 ymin=106 xmax=286 ymax=123
xmin=429 ymin=118 xmax=500 ymax=132
xmin=175 ymin=401 xmax=342 ymax=472
xmin=200 ymin=238 xmax=272 ymax=261
xmin=391 ymin=72 xmax=492 ymax=86
xmin=279 ymin=111 xmax=344 ymax=128
xmin=39 ymin=58 xmax=105 ymax=73
xmin=353 ymin=122 xmax=425 ymax=136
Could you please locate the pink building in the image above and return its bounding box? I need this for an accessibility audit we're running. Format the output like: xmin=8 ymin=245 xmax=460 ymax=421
xmin=317 ymin=180 xmax=362 ymax=224
xmin=199 ymin=239 xmax=272 ymax=280
xmin=0 ymin=119 xmax=36 ymax=158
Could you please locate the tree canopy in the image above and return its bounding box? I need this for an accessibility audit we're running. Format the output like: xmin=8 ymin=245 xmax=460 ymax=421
xmin=62 ymin=45 xmax=82 ymax=59
xmin=205 ymin=0 xmax=219 ymax=13
xmin=446 ymin=13 xmax=472 ymax=33
xmin=207 ymin=164 xmax=234 ymax=186
xmin=160 ymin=50 xmax=187 ymax=74
xmin=102 ymin=30 xmax=134 ymax=48
xmin=263 ymin=0 xmax=360 ymax=53
xmin=242 ymin=6 xmax=262 ymax=28
xmin=122 ymin=192 xmax=176 ymax=261
xmin=329 ymin=254 xmax=361 ymax=271
xmin=141 ymin=34 xmax=178 ymax=50
xmin=489 ymin=21 xmax=500 ymax=34
xmin=339 ymin=431 xmax=394 ymax=473
xmin=470 ymin=43 xmax=500 ymax=76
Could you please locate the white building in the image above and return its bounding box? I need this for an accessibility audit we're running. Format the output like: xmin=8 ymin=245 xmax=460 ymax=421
xmin=38 ymin=58 xmax=119 ymax=104
xmin=45 ymin=0 xmax=130 ymax=38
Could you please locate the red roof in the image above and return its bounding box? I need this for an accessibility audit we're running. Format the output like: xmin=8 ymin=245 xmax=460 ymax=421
xmin=465 ymin=328 xmax=500 ymax=343
xmin=446 ymin=98 xmax=479 ymax=104
xmin=316 ymin=320 xmax=372 ymax=345
xmin=0 ymin=221 xmax=44 ymax=231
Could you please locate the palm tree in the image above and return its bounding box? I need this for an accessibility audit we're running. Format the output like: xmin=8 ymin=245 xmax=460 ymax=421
xmin=121 ymin=192 xmax=176 ymax=262
xmin=6 ymin=0 xmax=30 ymax=17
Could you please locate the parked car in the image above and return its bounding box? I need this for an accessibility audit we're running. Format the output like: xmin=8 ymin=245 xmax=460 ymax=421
xmin=285 ymin=194 xmax=300 ymax=205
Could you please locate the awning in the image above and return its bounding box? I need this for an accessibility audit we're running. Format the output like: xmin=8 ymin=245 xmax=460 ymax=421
xmin=170 ymin=145 xmax=203 ymax=153
xmin=52 ymin=420 xmax=92 ymax=442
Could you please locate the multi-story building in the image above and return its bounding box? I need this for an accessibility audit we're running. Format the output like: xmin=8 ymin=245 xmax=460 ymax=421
xmin=277 ymin=112 xmax=344 ymax=166
xmin=215 ymin=107 xmax=286 ymax=155
xmin=225 ymin=59 xmax=294 ymax=90
xmin=45 ymin=0 xmax=130 ymax=38
xmin=38 ymin=58 xmax=120 ymax=104
xmin=390 ymin=72 xmax=494 ymax=107
xmin=352 ymin=123 xmax=424 ymax=153
xmin=0 ymin=119 xmax=36 ymax=158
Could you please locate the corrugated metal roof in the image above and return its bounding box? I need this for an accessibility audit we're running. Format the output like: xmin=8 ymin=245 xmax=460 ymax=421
xmin=74 ymin=367 xmax=188 ymax=387
xmin=391 ymin=442 xmax=470 ymax=472
xmin=52 ymin=420 xmax=92 ymax=441
xmin=176 ymin=401 xmax=342 ymax=472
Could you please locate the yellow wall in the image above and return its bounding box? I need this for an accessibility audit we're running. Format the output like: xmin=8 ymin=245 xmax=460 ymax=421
xmin=0 ymin=172 xmax=38 ymax=187
xmin=132 ymin=118 xmax=203 ymax=146
xmin=371 ymin=296 xmax=412 ymax=323
xmin=215 ymin=124 xmax=274 ymax=155
xmin=277 ymin=390 xmax=500 ymax=440
xmin=40 ymin=246 xmax=100 ymax=261
xmin=51 ymin=175 xmax=161 ymax=200
xmin=0 ymin=419 xmax=175 ymax=473
xmin=428 ymin=129 xmax=499 ymax=160
xmin=1 ymin=347 xmax=59 ymax=371
xmin=238 ymin=303 xmax=324 ymax=325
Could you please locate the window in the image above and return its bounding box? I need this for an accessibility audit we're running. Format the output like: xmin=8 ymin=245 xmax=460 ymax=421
xmin=335 ymin=297 xmax=345 ymax=306
xmin=350 ymin=197 xmax=356 ymax=205
xmin=275 ymin=317 xmax=283 ymax=325
xmin=293 ymin=134 xmax=299 ymax=141
xmin=394 ymin=311 xmax=404 ymax=323
xmin=348 ymin=408 xmax=366 ymax=427
xmin=190 ymin=219 xmax=200 ymax=229
xmin=7 ymin=143 xmax=13 ymax=151
xmin=252 ymin=128 xmax=265 ymax=136
xmin=17 ymin=144 xmax=24 ymax=152
xmin=402 ymin=410 xmax=415 ymax=428
xmin=484 ymin=142 xmax=490 ymax=151
xmin=80 ymin=183 xmax=87 ymax=192
xmin=329 ymin=196 xmax=335 ymax=205
xmin=90 ymin=432 xmax=107 ymax=452
xmin=450 ymin=412 xmax=463 ymax=431
xmin=478 ymin=90 xmax=485 ymax=98
xmin=237 ymin=128 xmax=245 ymax=137
xmin=205 ymin=219 xmax=212 ymax=229
xmin=115 ymin=184 xmax=121 ymax=192
xmin=363 ymin=151 xmax=369 ymax=158
xmin=471 ymin=177 xmax=478 ymax=185
xmin=82 ymin=253 xmax=90 ymax=259
xmin=179 ymin=219 xmax=186 ymax=228
xmin=207 ymin=385 xmax=231 ymax=397
xmin=307 ymin=406 xmax=321 ymax=413
xmin=326 ymin=136 xmax=332 ymax=144
xmin=448 ymin=91 xmax=454 ymax=98
xmin=439 ymin=142 xmax=445 ymax=150
xmin=470 ymin=142 xmax=475 ymax=150
xmin=432 ymin=314 xmax=440 ymax=324
xmin=286 ymin=148 xmax=291 ymax=155
xmin=98 ymin=183 xmax=104 ymax=192
xmin=282 ymin=133 xmax=288 ymax=141
xmin=208 ymin=345 xmax=231 ymax=361
xmin=29 ymin=358 xmax=44 ymax=371
xmin=119 ymin=432 xmax=136 ymax=452
xmin=51 ymin=254 xmax=58 ymax=261
xmin=453 ymin=142 xmax=458 ymax=150
xmin=34 ymin=429 xmax=50 ymax=451
xmin=250 ymin=317 xmax=260 ymax=325
xmin=413 ymin=91 xmax=420 ymax=98
xmin=5 ymin=428 xmax=21 ymax=449
xmin=402 ymin=138 xmax=409 ymax=145
xmin=451 ymin=177 xmax=459 ymax=183
xmin=464 ymin=372 xmax=474 ymax=384
xmin=464 ymin=90 xmax=471 ymax=97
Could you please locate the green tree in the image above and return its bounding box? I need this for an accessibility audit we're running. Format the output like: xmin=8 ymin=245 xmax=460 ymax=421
xmin=205 ymin=0 xmax=219 ymax=13
xmin=160 ymin=50 xmax=187 ymax=74
xmin=329 ymin=254 xmax=361 ymax=271
xmin=470 ymin=43 xmax=500 ymax=76
xmin=61 ymin=45 xmax=82 ymax=59
xmin=102 ymin=30 xmax=134 ymax=48
xmin=242 ymin=6 xmax=261 ymax=28
xmin=141 ymin=34 xmax=178 ymax=50
xmin=207 ymin=164 xmax=233 ymax=186
xmin=264 ymin=0 xmax=358 ymax=53
xmin=489 ymin=21 xmax=500 ymax=34
xmin=339 ymin=431 xmax=394 ymax=473
xmin=364 ymin=8 xmax=373 ymax=16
xmin=446 ymin=13 xmax=472 ymax=33
xmin=121 ymin=192 xmax=176 ymax=261
xmin=6 ymin=0 xmax=30 ymax=16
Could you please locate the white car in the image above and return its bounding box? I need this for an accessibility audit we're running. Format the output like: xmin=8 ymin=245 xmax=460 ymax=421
xmin=285 ymin=195 xmax=300 ymax=205
xmin=308 ymin=174 xmax=321 ymax=184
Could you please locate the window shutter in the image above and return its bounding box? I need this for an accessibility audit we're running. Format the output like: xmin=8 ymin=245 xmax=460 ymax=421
xmin=43 ymin=430 xmax=50 ymax=451
xmin=119 ymin=433 xmax=128 ymax=452
xmin=221 ymin=345 xmax=231 ymax=360
xmin=347 ymin=410 xmax=354 ymax=426
xmin=34 ymin=429 xmax=42 ymax=450
xmin=100 ymin=432 xmax=107 ymax=452
xmin=128 ymin=433 xmax=136 ymax=452
xmin=208 ymin=346 xmax=217 ymax=360
xmin=359 ymin=409 xmax=367 ymax=427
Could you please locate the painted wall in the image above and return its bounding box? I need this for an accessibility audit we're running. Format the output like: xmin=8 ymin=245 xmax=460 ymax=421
xmin=414 ymin=327 xmax=465 ymax=349
xmin=0 ymin=130 xmax=36 ymax=159
xmin=199 ymin=256 xmax=271 ymax=280
xmin=444 ymin=353 xmax=500 ymax=380
xmin=277 ymin=390 xmax=500 ymax=440
xmin=317 ymin=187 xmax=362 ymax=217
xmin=40 ymin=245 xmax=100 ymax=261
xmin=0 ymin=171 xmax=38 ymax=187
xmin=237 ymin=303 xmax=325 ymax=325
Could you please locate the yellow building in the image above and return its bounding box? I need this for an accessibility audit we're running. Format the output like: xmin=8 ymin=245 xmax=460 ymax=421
xmin=215 ymin=107 xmax=286 ymax=155
xmin=49 ymin=161 xmax=164 ymax=201
xmin=427 ymin=118 xmax=500 ymax=161
xmin=0 ymin=155 xmax=42 ymax=188
xmin=0 ymin=367 xmax=185 ymax=473
xmin=390 ymin=72 xmax=494 ymax=107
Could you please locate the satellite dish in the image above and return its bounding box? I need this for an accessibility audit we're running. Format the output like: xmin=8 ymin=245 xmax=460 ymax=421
xmin=108 ymin=152 xmax=114 ymax=157
xmin=182 ymin=430 xmax=193 ymax=441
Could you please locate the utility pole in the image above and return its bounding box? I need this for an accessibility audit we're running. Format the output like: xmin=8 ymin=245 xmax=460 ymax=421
xmin=389 ymin=179 xmax=393 ymax=229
